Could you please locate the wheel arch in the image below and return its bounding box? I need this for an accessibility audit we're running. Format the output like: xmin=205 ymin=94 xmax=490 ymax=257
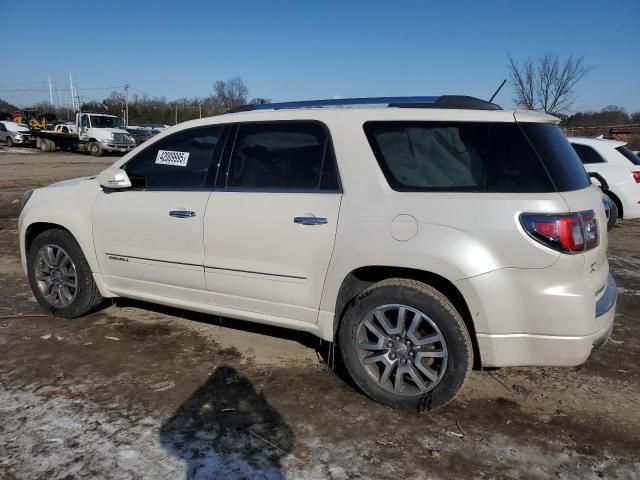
xmin=332 ymin=266 xmax=482 ymax=368
xmin=604 ymin=189 xmax=623 ymax=219
xmin=24 ymin=222 xmax=73 ymax=254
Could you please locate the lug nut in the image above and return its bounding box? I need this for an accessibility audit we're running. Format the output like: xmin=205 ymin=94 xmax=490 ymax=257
xmin=405 ymin=340 xmax=411 ymax=346
xmin=387 ymin=341 xmax=393 ymax=348
xmin=389 ymin=352 xmax=397 ymax=360
xmin=409 ymin=351 xmax=414 ymax=357
xmin=401 ymin=358 xmax=407 ymax=364
xmin=395 ymin=336 xmax=401 ymax=341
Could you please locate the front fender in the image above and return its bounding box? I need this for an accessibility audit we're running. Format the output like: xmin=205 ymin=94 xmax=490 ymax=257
xmin=18 ymin=181 xmax=102 ymax=276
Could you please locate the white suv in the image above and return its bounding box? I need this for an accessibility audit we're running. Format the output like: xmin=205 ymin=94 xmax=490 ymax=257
xmin=18 ymin=96 xmax=616 ymax=411
xmin=569 ymin=137 xmax=640 ymax=223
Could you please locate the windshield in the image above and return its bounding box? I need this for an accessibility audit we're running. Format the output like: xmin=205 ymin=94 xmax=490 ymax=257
xmin=89 ymin=115 xmax=123 ymax=129
xmin=616 ymin=145 xmax=640 ymax=166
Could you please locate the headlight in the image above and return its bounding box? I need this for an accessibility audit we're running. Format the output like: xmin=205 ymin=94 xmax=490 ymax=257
xmin=21 ymin=189 xmax=34 ymax=210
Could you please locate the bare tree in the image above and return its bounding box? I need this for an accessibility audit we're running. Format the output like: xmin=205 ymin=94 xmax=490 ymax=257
xmin=508 ymin=53 xmax=594 ymax=115
xmin=210 ymin=76 xmax=249 ymax=113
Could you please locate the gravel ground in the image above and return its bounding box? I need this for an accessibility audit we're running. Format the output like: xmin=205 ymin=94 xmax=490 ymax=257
xmin=1 ymin=147 xmax=639 ymax=479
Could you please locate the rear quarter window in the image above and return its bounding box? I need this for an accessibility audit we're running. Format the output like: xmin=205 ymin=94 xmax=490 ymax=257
xmin=616 ymin=145 xmax=640 ymax=166
xmin=519 ymin=123 xmax=590 ymax=191
xmin=363 ymin=121 xmax=555 ymax=193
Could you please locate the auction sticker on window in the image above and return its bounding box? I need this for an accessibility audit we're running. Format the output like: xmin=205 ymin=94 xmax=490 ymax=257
xmin=155 ymin=150 xmax=190 ymax=167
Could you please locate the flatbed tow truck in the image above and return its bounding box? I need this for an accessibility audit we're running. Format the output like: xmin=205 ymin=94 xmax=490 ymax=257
xmin=32 ymin=112 xmax=136 ymax=156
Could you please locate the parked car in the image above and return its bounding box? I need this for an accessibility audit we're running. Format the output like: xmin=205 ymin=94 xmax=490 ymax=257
xmin=126 ymin=127 xmax=157 ymax=145
xmin=19 ymin=96 xmax=616 ymax=411
xmin=53 ymin=123 xmax=77 ymax=134
xmin=569 ymin=137 xmax=640 ymax=224
xmin=0 ymin=121 xmax=34 ymax=147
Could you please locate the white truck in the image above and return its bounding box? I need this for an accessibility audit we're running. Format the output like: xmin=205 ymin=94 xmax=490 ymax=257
xmin=33 ymin=113 xmax=136 ymax=156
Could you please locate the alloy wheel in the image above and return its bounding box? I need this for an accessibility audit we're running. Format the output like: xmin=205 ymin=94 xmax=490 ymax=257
xmin=356 ymin=304 xmax=448 ymax=395
xmin=34 ymin=244 xmax=78 ymax=308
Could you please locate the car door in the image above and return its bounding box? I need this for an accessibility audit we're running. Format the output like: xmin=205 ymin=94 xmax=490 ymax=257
xmin=78 ymin=114 xmax=91 ymax=142
xmin=93 ymin=125 xmax=228 ymax=303
xmin=204 ymin=121 xmax=342 ymax=323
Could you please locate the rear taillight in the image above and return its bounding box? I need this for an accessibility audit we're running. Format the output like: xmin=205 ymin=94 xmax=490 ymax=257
xmin=520 ymin=210 xmax=599 ymax=254
xmin=632 ymin=171 xmax=640 ymax=183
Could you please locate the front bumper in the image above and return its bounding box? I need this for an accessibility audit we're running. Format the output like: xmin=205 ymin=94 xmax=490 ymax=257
xmin=100 ymin=142 xmax=136 ymax=153
xmin=13 ymin=136 xmax=34 ymax=145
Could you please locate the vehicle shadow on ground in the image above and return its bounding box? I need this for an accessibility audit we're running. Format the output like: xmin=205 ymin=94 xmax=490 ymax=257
xmin=160 ymin=365 xmax=294 ymax=479
xmin=111 ymin=298 xmax=349 ymax=376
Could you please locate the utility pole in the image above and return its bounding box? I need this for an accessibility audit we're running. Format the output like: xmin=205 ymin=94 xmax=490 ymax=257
xmin=174 ymin=103 xmax=178 ymax=125
xmin=69 ymin=72 xmax=76 ymax=112
xmin=48 ymin=75 xmax=54 ymax=106
xmin=123 ymin=83 xmax=129 ymax=127
xmin=199 ymin=101 xmax=202 ymax=119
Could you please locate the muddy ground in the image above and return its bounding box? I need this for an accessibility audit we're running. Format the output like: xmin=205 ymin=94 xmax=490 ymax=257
xmin=0 ymin=147 xmax=639 ymax=479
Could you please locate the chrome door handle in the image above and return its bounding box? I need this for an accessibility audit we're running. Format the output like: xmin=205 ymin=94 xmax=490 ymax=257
xmin=294 ymin=216 xmax=328 ymax=225
xmin=169 ymin=210 xmax=196 ymax=218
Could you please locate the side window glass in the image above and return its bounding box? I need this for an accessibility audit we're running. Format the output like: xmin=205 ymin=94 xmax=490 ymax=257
xmin=81 ymin=116 xmax=88 ymax=128
xmin=364 ymin=122 xmax=554 ymax=192
xmin=124 ymin=126 xmax=224 ymax=189
xmin=227 ymin=122 xmax=340 ymax=190
xmin=572 ymin=144 xmax=606 ymax=164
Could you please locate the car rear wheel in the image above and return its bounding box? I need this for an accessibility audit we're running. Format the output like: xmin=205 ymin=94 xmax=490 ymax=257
xmin=339 ymin=278 xmax=473 ymax=412
xmin=6 ymin=137 xmax=13 ymax=147
xmin=27 ymin=229 xmax=103 ymax=318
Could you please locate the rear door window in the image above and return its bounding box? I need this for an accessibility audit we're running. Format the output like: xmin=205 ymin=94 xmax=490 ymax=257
xmin=364 ymin=121 xmax=554 ymax=192
xmin=226 ymin=122 xmax=340 ymax=190
xmin=571 ymin=143 xmax=607 ymax=164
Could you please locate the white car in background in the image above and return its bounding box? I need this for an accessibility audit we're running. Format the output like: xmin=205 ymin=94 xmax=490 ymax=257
xmin=0 ymin=121 xmax=33 ymax=147
xmin=569 ymin=137 xmax=640 ymax=223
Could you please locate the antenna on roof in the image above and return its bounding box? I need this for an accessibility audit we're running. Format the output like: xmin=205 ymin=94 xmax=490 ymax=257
xmin=489 ymin=79 xmax=507 ymax=103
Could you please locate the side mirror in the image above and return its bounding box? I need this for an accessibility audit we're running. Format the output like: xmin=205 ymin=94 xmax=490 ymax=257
xmin=98 ymin=168 xmax=132 ymax=189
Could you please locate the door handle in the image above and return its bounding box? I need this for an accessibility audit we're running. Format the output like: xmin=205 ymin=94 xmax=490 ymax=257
xmin=294 ymin=216 xmax=328 ymax=225
xmin=169 ymin=210 xmax=196 ymax=218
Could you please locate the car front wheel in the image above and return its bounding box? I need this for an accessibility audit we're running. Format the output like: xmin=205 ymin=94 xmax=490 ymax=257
xmin=27 ymin=229 xmax=103 ymax=318
xmin=339 ymin=278 xmax=473 ymax=412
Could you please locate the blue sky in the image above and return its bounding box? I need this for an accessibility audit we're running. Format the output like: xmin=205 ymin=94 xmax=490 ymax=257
xmin=2 ymin=0 xmax=639 ymax=112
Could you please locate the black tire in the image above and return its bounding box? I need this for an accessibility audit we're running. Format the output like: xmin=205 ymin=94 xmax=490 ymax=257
xmin=27 ymin=229 xmax=103 ymax=318
xmin=6 ymin=137 xmax=14 ymax=147
xmin=606 ymin=194 xmax=619 ymax=230
xmin=88 ymin=142 xmax=103 ymax=157
xmin=339 ymin=278 xmax=473 ymax=412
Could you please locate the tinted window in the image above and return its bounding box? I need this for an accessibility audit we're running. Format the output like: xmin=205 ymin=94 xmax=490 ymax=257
xmin=616 ymin=145 xmax=640 ymax=166
xmin=519 ymin=123 xmax=590 ymax=191
xmin=227 ymin=122 xmax=339 ymax=190
xmin=124 ymin=126 xmax=224 ymax=189
xmin=364 ymin=121 xmax=554 ymax=192
xmin=571 ymin=143 xmax=606 ymax=164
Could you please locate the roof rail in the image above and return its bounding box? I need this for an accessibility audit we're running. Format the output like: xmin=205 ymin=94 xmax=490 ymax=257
xmin=227 ymin=95 xmax=501 ymax=113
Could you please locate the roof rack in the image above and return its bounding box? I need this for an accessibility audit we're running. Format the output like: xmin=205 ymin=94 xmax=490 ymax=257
xmin=227 ymin=95 xmax=501 ymax=113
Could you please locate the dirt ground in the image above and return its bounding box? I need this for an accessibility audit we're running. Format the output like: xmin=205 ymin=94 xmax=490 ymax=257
xmin=1 ymin=146 xmax=639 ymax=480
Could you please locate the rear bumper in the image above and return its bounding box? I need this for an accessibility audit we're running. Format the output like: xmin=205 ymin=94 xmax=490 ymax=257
xmin=461 ymin=267 xmax=617 ymax=367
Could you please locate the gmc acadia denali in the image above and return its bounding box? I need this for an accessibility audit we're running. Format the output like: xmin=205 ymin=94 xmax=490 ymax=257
xmin=19 ymin=96 xmax=616 ymax=411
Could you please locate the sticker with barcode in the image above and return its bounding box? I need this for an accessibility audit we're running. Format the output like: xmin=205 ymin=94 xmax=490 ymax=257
xmin=155 ymin=150 xmax=190 ymax=167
